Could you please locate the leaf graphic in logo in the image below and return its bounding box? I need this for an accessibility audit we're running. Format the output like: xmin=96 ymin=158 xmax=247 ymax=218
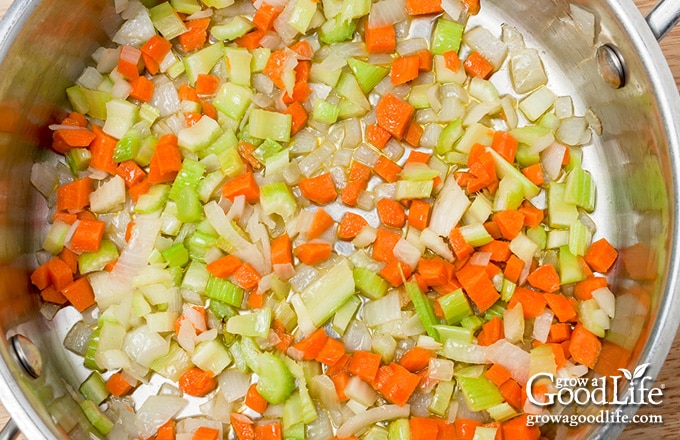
xmin=618 ymin=368 xmax=633 ymax=381
xmin=633 ymin=363 xmax=650 ymax=380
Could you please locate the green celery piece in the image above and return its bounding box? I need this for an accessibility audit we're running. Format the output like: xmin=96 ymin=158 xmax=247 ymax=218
xmin=210 ymin=299 xmax=238 ymax=321
xmin=432 ymin=324 xmax=474 ymax=344
xmin=510 ymin=125 xmax=553 ymax=152
xmin=283 ymin=392 xmax=304 ymax=429
xmin=149 ymin=2 xmax=187 ymax=40
xmin=493 ymin=175 xmax=525 ymax=212
xmin=347 ymin=58 xmax=389 ymax=94
xmin=559 ymin=245 xmax=586 ymax=284
xmin=353 ymin=266 xmax=389 ymax=299
xmin=319 ymin=15 xmax=356 ymax=43
xmin=191 ymin=339 xmax=232 ymax=374
xmin=260 ymin=182 xmax=298 ymax=220
xmin=66 ymin=148 xmax=92 ymax=174
xmin=500 ymin=278 xmax=516 ymax=302
xmin=238 ymin=123 xmax=265 ymax=147
xmin=211 ymin=16 xmax=254 ymax=41
xmin=251 ymin=47 xmax=271 ymax=73
xmin=104 ymin=99 xmax=139 ymax=140
xmin=405 ymin=280 xmax=440 ymax=341
xmin=228 ymin=339 xmax=249 ymax=373
xmin=564 ymin=166 xmax=595 ymax=211
xmin=483 ymin=303 xmax=506 ymax=321
xmin=515 ymin=144 xmax=540 ymax=168
xmin=459 ymin=223 xmax=493 ymax=247
xmin=67 ymin=85 xmax=89 ymax=115
xmin=431 ymin=18 xmax=464 ymax=55
xmin=199 ymin=170 xmax=228 ymax=203
xmin=206 ymin=275 xmax=244 ymax=307
xmin=253 ymin=138 xmax=283 ymax=163
xmin=290 ymin=0 xmax=318 ymax=33
xmin=170 ymin=0 xmax=201 ymax=14
xmin=80 ymin=399 xmax=114 ymax=435
xmin=177 ymin=116 xmax=223 ymax=152
xmin=548 ymin=182 xmax=579 ymax=228
xmin=169 ymin=159 xmax=206 ymax=200
xmin=486 ymin=147 xmax=540 ymax=200
xmin=203 ymin=129 xmax=245 ymax=178
xmin=79 ymin=372 xmax=110 ymax=405
xmin=455 ymin=122 xmax=494 ymax=154
xmin=78 ymin=240 xmax=119 ymax=274
xmin=341 ymin=0 xmax=370 ymax=21
xmin=176 ymin=186 xmax=202 ymax=224
xmin=395 ymin=180 xmax=433 ymax=200
xmin=187 ymin=229 xmax=218 ymax=262
xmin=437 ymin=118 xmax=464 ymax=155
xmin=568 ymin=220 xmax=590 ymax=256
xmin=256 ymin=352 xmax=296 ymax=404
xmin=214 ymin=82 xmax=253 ymax=122
xmin=429 ymin=381 xmax=455 ymax=417
xmin=134 ymin=135 xmax=158 ymax=167
xmin=139 ymin=103 xmax=161 ymax=126
xmin=249 ymin=109 xmax=293 ymax=142
xmin=83 ymin=326 xmax=101 ymax=371
xmin=460 ymin=315 xmax=485 ymax=332
xmin=135 ymin=184 xmax=170 ymax=214
xmin=226 ymin=307 xmax=272 ymax=338
xmin=336 ymin=71 xmax=370 ymax=110
xmin=113 ymin=126 xmax=142 ymax=162
xmin=161 ymin=242 xmax=189 ymax=267
xmin=184 ymin=42 xmax=225 ymax=85
xmin=202 ymin=0 xmax=235 ymax=7
xmin=437 ymin=288 xmax=473 ymax=325
xmin=82 ymin=88 xmax=112 ymax=120
xmin=150 ymin=342 xmax=193 ymax=381
xmin=388 ymin=419 xmax=411 ymax=440
xmin=182 ymin=260 xmax=210 ymax=292
xmin=264 ymin=148 xmax=290 ymax=177
xmin=301 ymin=259 xmax=356 ymax=327
xmin=457 ymin=375 xmax=504 ymax=412
xmin=332 ymin=295 xmax=361 ymax=335
xmin=337 ymin=98 xmax=368 ymax=119
xmin=409 ymin=83 xmax=432 ymax=109
xmin=42 ymin=221 xmax=70 ymax=255
xmin=527 ymin=225 xmax=547 ymax=249
xmin=226 ymin=48 xmax=253 ymax=86
xmin=313 ymin=99 xmax=340 ymax=124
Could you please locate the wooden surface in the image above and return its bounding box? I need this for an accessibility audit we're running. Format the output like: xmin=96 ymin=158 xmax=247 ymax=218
xmin=0 ymin=0 xmax=678 ymax=439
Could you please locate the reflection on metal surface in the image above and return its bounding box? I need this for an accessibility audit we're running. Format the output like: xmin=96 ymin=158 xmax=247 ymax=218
xmin=10 ymin=335 xmax=41 ymax=379
xmin=597 ymin=44 xmax=627 ymax=89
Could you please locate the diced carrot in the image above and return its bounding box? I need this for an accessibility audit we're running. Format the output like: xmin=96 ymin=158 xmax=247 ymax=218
xmin=293 ymin=328 xmax=328 ymax=360
xmin=254 ymin=423 xmax=282 ymax=440
xmin=290 ymin=40 xmax=314 ymax=60
xmin=247 ymin=291 xmax=264 ymax=309
xmin=233 ymin=263 xmax=261 ymax=291
xmin=70 ymin=219 xmax=106 ymax=253
xmin=56 ymin=177 xmax=93 ymax=212
xmin=264 ymin=49 xmax=289 ymax=90
xmin=548 ymin=323 xmax=572 ymax=343
xmin=295 ymin=242 xmax=332 ymax=265
xmin=403 ymin=121 xmax=423 ymax=148
xmin=507 ymin=286 xmax=546 ymax=319
xmin=568 ymin=324 xmax=602 ymax=369
xmin=231 ymin=413 xmax=255 ymax=440
xmin=117 ymin=45 xmax=141 ymax=81
xmin=376 ymin=198 xmax=406 ymax=228
xmin=399 ymin=347 xmax=434 ymax=372
xmin=478 ymin=240 xmax=511 ymax=262
xmin=116 ymin=160 xmax=146 ymax=187
xmin=544 ymin=293 xmax=577 ymax=322
xmin=178 ymin=18 xmax=210 ymax=53
xmin=405 ymin=150 xmax=430 ymax=165
xmin=366 ymin=124 xmax=391 ymax=149
xmin=348 ymin=161 xmax=372 ymax=182
xmin=206 ymin=255 xmax=242 ymax=278
xmin=455 ymin=418 xmax=482 ymax=440
xmin=522 ymin=163 xmax=545 ymax=186
xmin=379 ymin=259 xmax=412 ymax=287
xmin=315 ymin=337 xmax=346 ymax=367
xmin=155 ymin=420 xmax=176 ymax=440
xmin=106 ymin=372 xmax=134 ymax=397
xmin=284 ymin=101 xmax=308 ymax=136
xmin=464 ymin=51 xmax=494 ymax=79
xmin=410 ymin=417 xmax=440 ymax=440
xmin=462 ymin=0 xmax=481 ymax=14
xmin=330 ymin=370 xmax=350 ymax=402
xmin=349 ymin=350 xmax=382 ymax=383
xmin=501 ymin=415 xmax=540 ymax=440
xmin=129 ymin=178 xmax=151 ymax=202
xmin=51 ymin=129 xmax=96 ymax=153
xmin=378 ymin=362 xmax=421 ymax=406
xmin=526 ymin=264 xmax=560 ymax=293
xmin=376 ymin=93 xmax=415 ymax=139
xmin=253 ymin=2 xmax=280 ymax=32
xmin=417 ymin=257 xmax=449 ymax=287
xmin=129 ymin=75 xmax=155 ymax=102
xmin=573 ymin=276 xmax=608 ymax=300
xmin=417 ymin=49 xmax=433 ymax=71
xmin=271 ymin=234 xmax=293 ymax=267
xmin=154 ymin=134 xmax=183 ymax=177
xmin=492 ymin=210 xmax=525 ymax=240
xmin=236 ymin=29 xmax=266 ymax=50
xmin=562 ymin=146 xmax=571 ymax=165
xmin=340 ymin=179 xmax=367 ymax=207
xmin=271 ymin=320 xmax=293 ymax=353
xmin=245 ymin=383 xmax=269 ymax=414
xmin=405 ymin=0 xmax=443 ymax=15
xmin=200 ymin=99 xmax=217 ymax=119
xmin=222 ymin=172 xmax=260 ymax=203
xmin=456 ymin=264 xmax=500 ymax=313
xmin=238 ymin=141 xmax=263 ymax=170
xmin=141 ymin=35 xmax=172 ymax=75
xmin=449 ymin=227 xmax=474 ymax=260
xmin=443 ymin=50 xmax=461 ymax=73
xmin=299 ymin=173 xmax=337 ymax=204
xmin=64 ymin=111 xmax=88 ymax=128
xmin=52 ymin=212 xmax=78 ymax=225
xmin=185 ymin=112 xmax=203 ymax=127
xmin=178 ymin=367 xmax=217 ymax=397
xmin=584 ymin=238 xmax=618 ymax=273
xmin=179 ymin=84 xmax=200 ymax=102
xmin=193 ymin=427 xmax=220 ymax=440
xmin=593 ymin=340 xmax=633 ymax=378
xmin=408 ymin=199 xmax=431 ymax=230
xmin=491 ymin=131 xmax=518 ymax=163
xmin=61 ymin=277 xmax=96 ymax=312
xmin=308 ymin=208 xmax=335 ymax=240
xmin=372 ymin=228 xmax=401 ymax=263
xmin=484 ymin=364 xmax=511 ymax=387
xmin=338 ymin=212 xmax=369 ymax=241
xmin=148 ymin=151 xmax=179 ymax=184
xmin=195 ymin=73 xmax=220 ymax=95
xmin=518 ymin=201 xmax=544 ymax=228
xmin=499 ymin=379 xmax=522 ymax=410
xmin=40 ymin=286 xmax=68 ymax=305
xmin=391 ymin=55 xmax=420 ymax=86
xmin=503 ymin=254 xmax=525 ymax=284
xmin=365 ymin=25 xmax=396 ymax=54
xmin=477 ymin=316 xmax=504 ymax=346
xmin=374 ymin=156 xmax=402 ymax=183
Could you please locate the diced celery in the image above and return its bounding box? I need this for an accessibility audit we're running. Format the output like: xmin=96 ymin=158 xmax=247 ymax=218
xmin=348 ymin=58 xmax=389 ymax=94
xmin=67 ymin=85 xmax=89 ymax=115
xmin=510 ymin=125 xmax=554 ymax=154
xmin=433 ymin=324 xmax=474 ymax=344
xmin=192 ymin=339 xmax=233 ymax=375
xmin=135 ymin=184 xmax=170 ymax=214
xmin=187 ymin=229 xmax=218 ymax=262
xmin=113 ymin=126 xmax=143 ymax=162
xmin=256 ymin=352 xmax=296 ymax=404
xmin=455 ymin=122 xmax=493 ymax=154
xmin=437 ymin=118 xmax=464 ymax=155
xmin=548 ymin=182 xmax=579 ymax=228
xmin=203 ymin=129 xmax=245 ymax=178
xmin=104 ymin=99 xmax=139 ymax=139
xmin=150 ymin=341 xmax=192 ymax=381
xmin=457 ymin=376 xmax=504 ymax=412
xmin=313 ymin=99 xmax=340 ymax=125
xmin=238 ymin=123 xmax=265 ymax=147
xmin=484 ymin=303 xmax=506 ymax=321
xmin=249 ymin=109 xmax=293 ymax=142
xmin=519 ymin=86 xmax=555 ymax=122
xmin=579 ymin=298 xmax=607 ymax=337
xmin=564 ymin=166 xmax=595 ymax=211
xmin=409 ymin=84 xmax=433 ymax=109
xmin=290 ymin=0 xmax=318 ymax=33
xmin=205 ymin=276 xmax=244 ymax=307
xmin=171 ymin=0 xmax=201 ymax=13
xmin=199 ymin=170 xmax=228 ymax=203
xmin=264 ymin=148 xmax=290 ymax=177
xmin=66 ymin=148 xmax=92 ymax=174
xmin=559 ymin=245 xmax=586 ymax=284
xmin=161 ymin=242 xmax=189 ymax=267
xmin=174 ymin=185 xmax=203 ymax=223
xmin=80 ymin=399 xmax=114 ymax=435
xmin=251 ymin=47 xmax=271 ymax=73
xmin=464 ymin=194 xmax=493 ymax=224
xmin=79 ymin=371 xmax=110 ymax=405
xmin=149 ymin=2 xmax=187 ymax=40
xmin=460 ymin=315 xmax=484 ymax=332
xmin=569 ymin=220 xmax=591 ymax=256
xmin=182 ymin=260 xmax=210 ymax=292
xmin=177 ymin=116 xmax=223 ymax=152
xmin=547 ymin=229 xmax=570 ymax=249
xmin=538 ymin=112 xmax=559 ymax=132
xmin=301 ymin=259 xmax=356 ymax=327
xmin=82 ymin=88 xmax=113 ymax=120
xmin=42 ymin=221 xmax=70 ymax=255
xmin=166 ymin=58 xmax=186 ymax=79
xmin=515 ymin=144 xmax=540 ymax=168
xmin=227 ymin=307 xmax=272 ymax=338
xmin=395 ymin=180 xmax=433 ymax=200
xmin=388 ymin=419 xmax=411 ymax=440
xmin=169 ymin=159 xmax=206 ymax=201
xmin=260 ymin=182 xmax=298 ymax=220
xmin=437 ymin=289 xmax=473 ymax=325
xmin=510 ymin=232 xmax=539 ymax=263
xmin=202 ymin=0 xmax=235 ymax=7
xmin=529 ymin=344 xmax=557 ymax=378
xmin=469 ymin=77 xmax=500 ymax=103
xmin=79 ymin=240 xmax=120 ymax=274
xmin=338 ymin=98 xmax=368 ymax=119
xmin=310 ymin=56 xmax=344 ymax=87
xmin=364 ymin=426 xmax=389 ymax=440
xmin=459 ymin=223 xmax=493 ymax=247
xmin=341 ymin=0 xmax=370 ymax=21
xmin=473 ymin=427 xmax=498 ymax=440
xmin=330 ymin=295 xmax=359 ymax=335
xmin=431 ymin=18 xmax=464 ymax=55
xmin=319 ymin=15 xmax=356 ymax=43
xmin=526 ymin=225 xmax=547 ymax=249
xmin=405 ymin=281 xmax=440 ymax=341
xmin=211 ymin=16 xmax=255 ymax=41
xmin=500 ymin=278 xmax=516 ymax=302
xmin=429 ymin=381 xmax=455 ymax=417
xmin=184 ymin=42 xmax=225 ymax=85
xmin=354 ymin=266 xmax=389 ymax=299
xmin=486 ymin=402 xmax=518 ymax=422
xmin=222 ymin=50 xmax=250 ymax=88
xmin=134 ymin=135 xmax=158 ymax=167
xmin=486 ymin=147 xmax=540 ymax=200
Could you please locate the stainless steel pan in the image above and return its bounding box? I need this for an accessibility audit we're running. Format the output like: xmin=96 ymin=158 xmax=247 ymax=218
xmin=0 ymin=0 xmax=679 ymax=439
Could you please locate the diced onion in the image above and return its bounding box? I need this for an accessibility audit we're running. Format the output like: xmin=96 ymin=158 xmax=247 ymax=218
xmin=486 ymin=339 xmax=531 ymax=385
xmin=368 ymin=0 xmax=406 ymax=28
xmin=336 ymin=404 xmax=411 ymax=438
xmin=532 ymin=309 xmax=554 ymax=344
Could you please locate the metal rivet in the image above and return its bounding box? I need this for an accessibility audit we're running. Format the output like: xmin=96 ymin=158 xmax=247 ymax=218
xmin=597 ymin=44 xmax=627 ymax=89
xmin=10 ymin=335 xmax=42 ymax=378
